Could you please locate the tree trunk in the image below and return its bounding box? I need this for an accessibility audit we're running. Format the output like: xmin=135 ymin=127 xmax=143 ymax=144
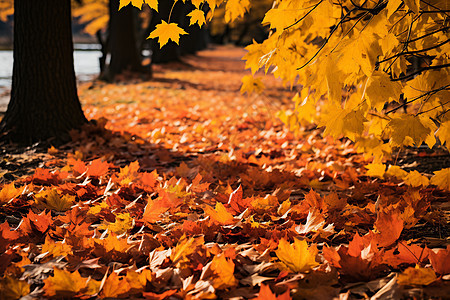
xmin=100 ymin=0 xmax=150 ymax=81
xmin=0 ymin=0 xmax=87 ymax=145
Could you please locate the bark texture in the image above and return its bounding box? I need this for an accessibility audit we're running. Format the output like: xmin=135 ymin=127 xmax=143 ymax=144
xmin=0 ymin=0 xmax=87 ymax=144
xmin=100 ymin=0 xmax=150 ymax=81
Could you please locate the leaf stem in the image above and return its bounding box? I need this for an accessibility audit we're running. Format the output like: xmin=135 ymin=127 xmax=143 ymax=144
xmin=168 ymin=0 xmax=178 ymax=23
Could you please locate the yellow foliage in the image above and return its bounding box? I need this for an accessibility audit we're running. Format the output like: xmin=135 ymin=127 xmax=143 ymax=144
xmin=148 ymin=20 xmax=187 ymax=47
xmin=275 ymin=238 xmax=319 ymax=273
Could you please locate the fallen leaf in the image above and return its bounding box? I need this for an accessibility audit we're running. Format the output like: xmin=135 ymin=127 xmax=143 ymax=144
xmin=275 ymin=238 xmax=319 ymax=273
xmin=397 ymin=266 xmax=437 ymax=286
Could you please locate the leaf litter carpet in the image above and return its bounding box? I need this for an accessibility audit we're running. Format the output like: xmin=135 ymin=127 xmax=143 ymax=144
xmin=0 ymin=45 xmax=449 ymax=299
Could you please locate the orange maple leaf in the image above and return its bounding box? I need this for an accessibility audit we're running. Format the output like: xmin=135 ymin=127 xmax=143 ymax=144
xmin=253 ymin=284 xmax=291 ymax=300
xmin=374 ymin=211 xmax=404 ymax=247
xmin=99 ymin=272 xmax=131 ymax=298
xmin=19 ymin=210 xmax=52 ymax=234
xmin=0 ymin=183 xmax=24 ymax=205
xmin=204 ymin=202 xmax=235 ymax=225
xmin=429 ymin=245 xmax=450 ymax=275
xmin=86 ymin=159 xmax=110 ymax=177
xmin=210 ymin=254 xmax=238 ymax=289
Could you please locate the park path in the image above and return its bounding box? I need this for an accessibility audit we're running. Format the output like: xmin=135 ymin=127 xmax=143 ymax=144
xmin=77 ymin=45 xmax=301 ymax=172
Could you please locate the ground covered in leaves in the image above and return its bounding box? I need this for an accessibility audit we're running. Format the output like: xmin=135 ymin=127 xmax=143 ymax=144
xmin=0 ymin=46 xmax=449 ymax=299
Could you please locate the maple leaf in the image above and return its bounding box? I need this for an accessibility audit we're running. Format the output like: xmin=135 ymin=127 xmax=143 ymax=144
xmin=227 ymin=185 xmax=251 ymax=214
xmin=125 ymin=269 xmax=153 ymax=290
xmin=436 ymin=120 xmax=450 ymax=149
xmin=187 ymin=9 xmax=206 ymax=27
xmin=385 ymin=165 xmax=408 ymax=179
xmin=428 ymin=245 xmax=450 ymax=275
xmin=43 ymin=268 xmax=91 ymax=297
xmin=262 ymin=8 xmax=300 ymax=32
xmin=68 ymin=158 xmax=88 ymax=175
xmin=204 ymin=202 xmax=235 ymax=225
xmin=275 ymin=238 xmax=319 ymax=273
xmin=365 ymin=71 xmax=402 ymax=111
xmin=384 ymin=243 xmax=428 ymax=267
xmin=253 ymin=284 xmax=291 ymax=300
xmin=148 ymin=20 xmax=187 ymax=47
xmin=0 ymin=276 xmax=30 ymax=300
xmin=224 ymin=0 xmax=250 ymax=23
xmin=240 ymin=75 xmax=265 ymax=94
xmin=35 ymin=188 xmax=75 ymax=212
xmin=142 ymin=196 xmax=170 ymax=224
xmin=99 ymin=212 xmax=134 ymax=235
xmin=365 ymin=163 xmax=386 ymax=179
xmin=0 ymin=222 xmax=19 ymax=252
xmin=145 ymin=0 xmax=158 ymax=12
xmin=388 ymin=115 xmax=430 ymax=147
xmin=374 ymin=211 xmax=403 ymax=247
xmin=95 ymin=234 xmax=130 ymax=253
xmin=119 ymin=0 xmax=144 ymax=9
xmin=397 ymin=266 xmax=437 ymax=286
xmin=42 ymin=236 xmax=72 ymax=258
xmin=404 ymin=170 xmax=430 ymax=187
xmin=430 ymin=168 xmax=450 ymax=191
xmin=87 ymin=158 xmax=110 ymax=177
xmin=0 ymin=183 xmax=24 ymax=205
xmin=243 ymin=40 xmax=266 ymax=75
xmin=100 ymin=272 xmax=131 ymax=298
xmin=20 ymin=210 xmax=52 ymax=234
xmin=171 ymin=234 xmax=205 ymax=267
xmin=115 ymin=160 xmax=140 ymax=185
xmin=210 ymin=254 xmax=238 ymax=289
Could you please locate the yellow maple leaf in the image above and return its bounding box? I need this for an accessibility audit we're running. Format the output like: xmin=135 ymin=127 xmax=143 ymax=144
xmin=187 ymin=9 xmax=206 ymax=27
xmin=275 ymin=238 xmax=319 ymax=273
xmin=145 ymin=0 xmax=158 ymax=11
xmin=430 ymin=168 xmax=450 ymax=191
xmin=388 ymin=114 xmax=430 ymax=146
xmin=240 ymin=75 xmax=265 ymax=94
xmin=224 ymin=0 xmax=250 ymax=23
xmin=43 ymin=268 xmax=88 ymax=297
xmin=42 ymin=236 xmax=72 ymax=257
xmin=436 ymin=120 xmax=450 ymax=149
xmin=397 ymin=266 xmax=437 ymax=286
xmin=125 ymin=269 xmax=153 ymax=290
xmin=34 ymin=189 xmax=75 ymax=212
xmin=100 ymin=272 xmax=131 ymax=298
xmin=170 ymin=234 xmax=204 ymax=267
xmin=204 ymin=202 xmax=235 ymax=225
xmin=243 ymin=40 xmax=266 ymax=75
xmin=262 ymin=8 xmax=300 ymax=31
xmin=385 ymin=165 xmax=408 ymax=179
xmin=99 ymin=212 xmax=134 ymax=235
xmin=404 ymin=170 xmax=430 ymax=187
xmin=148 ymin=20 xmax=187 ymax=48
xmin=0 ymin=183 xmax=24 ymax=205
xmin=210 ymin=254 xmax=238 ymax=289
xmin=366 ymin=163 xmax=386 ymax=179
xmin=191 ymin=0 xmax=204 ymax=8
xmin=365 ymin=71 xmax=403 ymax=111
xmin=119 ymin=0 xmax=144 ymax=9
